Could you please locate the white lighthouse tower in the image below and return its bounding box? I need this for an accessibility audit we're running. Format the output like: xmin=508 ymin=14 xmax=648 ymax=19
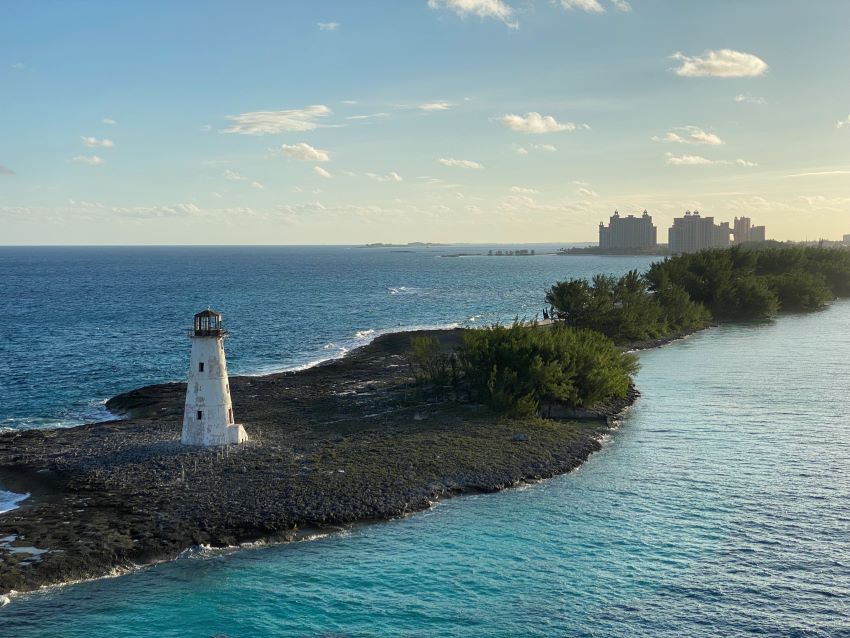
xmin=181 ymin=309 xmax=247 ymax=446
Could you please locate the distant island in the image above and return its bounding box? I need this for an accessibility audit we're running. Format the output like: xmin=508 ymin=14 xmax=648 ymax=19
xmin=359 ymin=242 xmax=450 ymax=248
xmin=2 ymin=245 xmax=849 ymax=596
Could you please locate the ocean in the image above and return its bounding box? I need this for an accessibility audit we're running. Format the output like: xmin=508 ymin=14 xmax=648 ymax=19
xmin=1 ymin=246 xmax=849 ymax=636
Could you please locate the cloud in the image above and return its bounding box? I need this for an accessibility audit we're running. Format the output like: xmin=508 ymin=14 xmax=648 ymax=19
xmin=427 ymin=0 xmax=518 ymax=29
xmin=419 ymin=102 xmax=452 ymax=111
xmin=366 ymin=171 xmax=403 ymax=182
xmin=200 ymin=124 xmax=213 ymax=132
xmin=510 ymin=186 xmax=537 ymax=194
xmin=558 ymin=0 xmax=630 ymax=12
xmin=439 ymin=158 xmax=483 ymax=169
xmin=72 ymin=155 xmax=105 ymax=165
xmin=734 ymin=94 xmax=766 ymax=105
xmin=787 ymin=169 xmax=850 ymax=178
xmin=345 ymin=112 xmax=390 ymax=120
xmin=102 ymin=118 xmax=116 ymax=125
xmin=665 ymin=152 xmax=757 ymax=167
xmin=81 ymin=136 xmax=114 ymax=149
xmin=577 ymin=187 xmax=599 ymax=198
xmin=314 ymin=166 xmax=333 ymax=179
xmin=534 ymin=143 xmax=557 ymax=152
xmin=559 ymin=0 xmax=604 ymax=12
xmin=223 ymin=105 xmax=332 ymax=135
xmin=499 ymin=112 xmax=576 ymax=133
xmin=281 ymin=142 xmax=330 ymax=162
xmin=671 ymin=49 xmax=768 ymax=78
xmin=516 ymin=147 xmax=529 ymax=155
xmin=11 ymin=62 xmax=24 ymax=70
xmin=223 ymin=169 xmax=245 ymax=181
xmin=0 ymin=165 xmax=13 ymax=175
xmin=250 ymin=181 xmax=265 ymax=190
xmin=837 ymin=114 xmax=850 ymax=129
xmin=652 ymin=126 xmax=724 ymax=146
xmin=317 ymin=22 xmax=339 ymax=30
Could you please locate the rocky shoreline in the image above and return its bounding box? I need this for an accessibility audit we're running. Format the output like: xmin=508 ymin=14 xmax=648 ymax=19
xmin=0 ymin=327 xmax=640 ymax=597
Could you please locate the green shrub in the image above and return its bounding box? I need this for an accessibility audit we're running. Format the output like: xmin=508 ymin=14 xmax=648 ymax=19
xmin=458 ymin=322 xmax=638 ymax=415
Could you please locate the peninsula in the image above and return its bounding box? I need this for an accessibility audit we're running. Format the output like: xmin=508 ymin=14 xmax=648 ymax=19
xmin=0 ymin=327 xmax=634 ymax=596
xmin=1 ymin=244 xmax=848 ymax=597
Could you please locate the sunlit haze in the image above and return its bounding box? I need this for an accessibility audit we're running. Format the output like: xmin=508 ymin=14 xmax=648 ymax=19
xmin=2 ymin=1 xmax=849 ymax=245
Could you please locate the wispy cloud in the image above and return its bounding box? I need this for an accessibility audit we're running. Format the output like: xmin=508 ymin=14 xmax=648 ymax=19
xmin=734 ymin=94 xmax=766 ymax=105
xmin=671 ymin=49 xmax=768 ymax=78
xmin=439 ymin=158 xmax=483 ymax=169
xmin=510 ymin=186 xmax=538 ymax=194
xmin=558 ymin=0 xmax=631 ymax=12
xmin=281 ymin=142 xmax=331 ymax=162
xmin=837 ymin=114 xmax=850 ymax=129
xmin=102 ymin=117 xmax=117 ymax=125
xmin=223 ymin=105 xmax=332 ymax=135
xmin=10 ymin=62 xmax=24 ymax=70
xmin=72 ymin=155 xmax=105 ymax=166
xmin=419 ymin=101 xmax=452 ymax=111
xmin=223 ymin=169 xmax=247 ymax=181
xmin=223 ymin=169 xmax=265 ymax=189
xmin=366 ymin=171 xmax=403 ymax=182
xmin=314 ymin=166 xmax=333 ymax=179
xmin=345 ymin=112 xmax=390 ymax=120
xmin=0 ymin=165 xmax=14 ymax=175
xmin=500 ymin=112 xmax=577 ymax=133
xmin=317 ymin=22 xmax=339 ymax=30
xmin=516 ymin=143 xmax=558 ymax=155
xmin=787 ymin=169 xmax=850 ymax=178
xmin=427 ymin=0 xmax=518 ymax=29
xmin=665 ymin=152 xmax=757 ymax=167
xmin=559 ymin=0 xmax=604 ymax=12
xmin=81 ymin=136 xmax=114 ymax=148
xmin=652 ymin=126 xmax=724 ymax=146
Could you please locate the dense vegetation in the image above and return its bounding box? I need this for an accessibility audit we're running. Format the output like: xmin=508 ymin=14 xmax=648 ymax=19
xmin=547 ymin=246 xmax=850 ymax=342
xmin=545 ymin=270 xmax=710 ymax=344
xmin=412 ymin=246 xmax=850 ymax=416
xmin=410 ymin=323 xmax=637 ymax=417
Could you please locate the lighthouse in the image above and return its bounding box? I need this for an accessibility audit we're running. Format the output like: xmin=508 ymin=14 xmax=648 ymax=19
xmin=181 ymin=309 xmax=248 ymax=446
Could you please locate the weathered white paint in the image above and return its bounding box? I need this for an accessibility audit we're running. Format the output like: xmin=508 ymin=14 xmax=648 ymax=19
xmin=181 ymin=334 xmax=247 ymax=446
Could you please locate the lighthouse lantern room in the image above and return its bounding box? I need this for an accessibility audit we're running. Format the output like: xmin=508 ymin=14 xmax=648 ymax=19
xmin=181 ymin=309 xmax=248 ymax=446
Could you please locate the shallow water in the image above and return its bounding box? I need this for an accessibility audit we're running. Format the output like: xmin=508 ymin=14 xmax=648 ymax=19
xmin=2 ymin=300 xmax=849 ymax=636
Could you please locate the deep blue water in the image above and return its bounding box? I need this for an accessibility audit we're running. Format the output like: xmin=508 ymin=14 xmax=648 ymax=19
xmin=0 ymin=245 xmax=654 ymax=431
xmin=1 ymin=248 xmax=849 ymax=636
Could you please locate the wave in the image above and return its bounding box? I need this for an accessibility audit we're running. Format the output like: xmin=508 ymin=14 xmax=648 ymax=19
xmin=1 ymin=399 xmax=117 ymax=433
xmin=387 ymin=286 xmax=420 ymax=295
xmin=0 ymin=490 xmax=30 ymax=514
xmin=242 ymin=321 xmax=461 ymax=379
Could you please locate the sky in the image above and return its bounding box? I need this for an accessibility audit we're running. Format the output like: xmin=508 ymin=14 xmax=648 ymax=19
xmin=1 ymin=0 xmax=849 ymax=245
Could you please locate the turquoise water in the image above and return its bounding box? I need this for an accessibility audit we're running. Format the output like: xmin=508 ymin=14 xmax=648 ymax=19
xmin=2 ymin=298 xmax=849 ymax=635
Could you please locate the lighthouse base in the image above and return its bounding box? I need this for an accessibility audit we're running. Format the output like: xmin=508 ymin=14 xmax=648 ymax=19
xmin=181 ymin=422 xmax=248 ymax=447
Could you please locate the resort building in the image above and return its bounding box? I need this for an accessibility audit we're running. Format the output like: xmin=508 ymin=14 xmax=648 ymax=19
xmin=733 ymin=217 xmax=767 ymax=244
xmin=598 ymin=210 xmax=658 ymax=250
xmin=668 ymin=211 xmax=732 ymax=253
